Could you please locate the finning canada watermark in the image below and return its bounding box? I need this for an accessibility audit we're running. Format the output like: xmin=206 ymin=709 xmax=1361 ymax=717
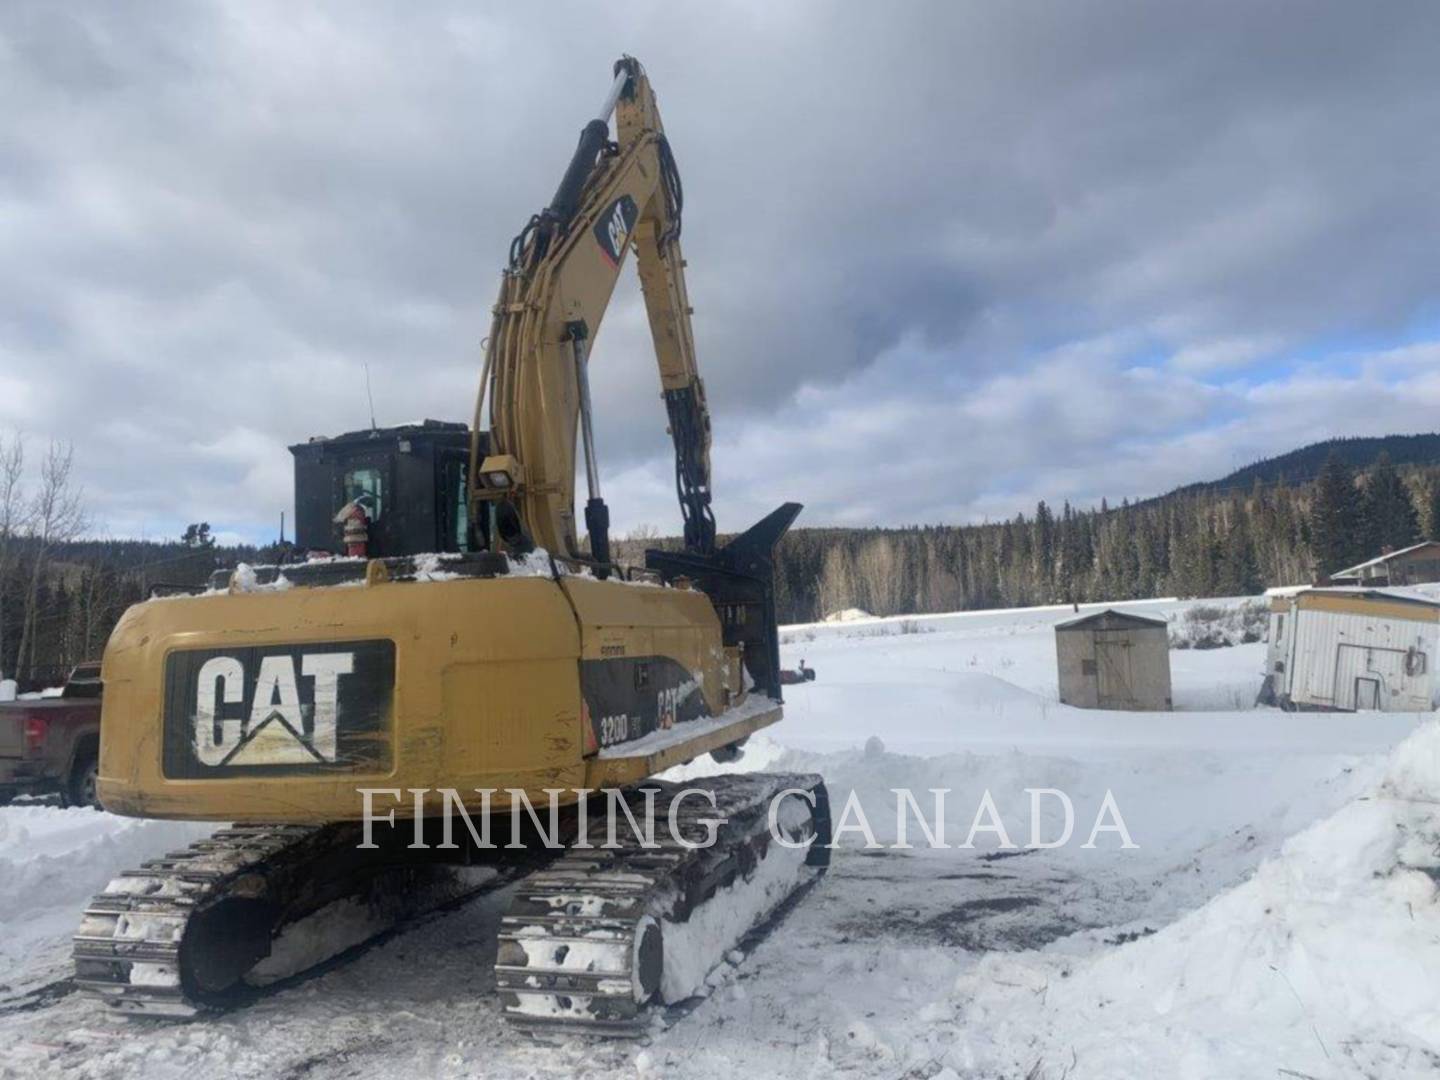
xmin=356 ymin=786 xmax=1138 ymax=852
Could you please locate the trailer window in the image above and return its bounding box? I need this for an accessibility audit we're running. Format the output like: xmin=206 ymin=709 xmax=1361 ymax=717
xmin=344 ymin=468 xmax=384 ymax=521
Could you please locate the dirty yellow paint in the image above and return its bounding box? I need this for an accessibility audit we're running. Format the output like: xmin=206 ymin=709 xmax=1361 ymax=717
xmin=97 ymin=572 xmax=777 ymax=823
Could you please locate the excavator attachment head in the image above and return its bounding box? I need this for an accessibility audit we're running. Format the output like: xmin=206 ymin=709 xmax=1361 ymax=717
xmin=645 ymin=502 xmax=801 ymax=700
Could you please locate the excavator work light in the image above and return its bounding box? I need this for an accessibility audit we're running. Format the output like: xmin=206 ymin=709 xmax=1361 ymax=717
xmin=478 ymin=455 xmax=523 ymax=491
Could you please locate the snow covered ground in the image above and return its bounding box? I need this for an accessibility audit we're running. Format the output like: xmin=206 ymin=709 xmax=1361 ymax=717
xmin=2 ymin=595 xmax=1437 ymax=1078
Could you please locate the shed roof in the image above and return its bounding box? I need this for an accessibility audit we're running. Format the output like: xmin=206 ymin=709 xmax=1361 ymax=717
xmin=1055 ymin=608 xmax=1169 ymax=632
xmin=1330 ymin=540 xmax=1440 ymax=580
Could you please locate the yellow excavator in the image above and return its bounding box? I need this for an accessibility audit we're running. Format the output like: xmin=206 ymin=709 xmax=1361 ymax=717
xmin=73 ymin=57 xmax=829 ymax=1035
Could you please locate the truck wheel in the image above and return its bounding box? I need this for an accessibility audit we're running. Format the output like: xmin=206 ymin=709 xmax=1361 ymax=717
xmin=65 ymin=754 xmax=100 ymax=810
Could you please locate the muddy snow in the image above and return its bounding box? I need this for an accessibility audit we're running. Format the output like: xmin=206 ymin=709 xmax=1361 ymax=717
xmin=2 ymin=596 xmax=1436 ymax=1078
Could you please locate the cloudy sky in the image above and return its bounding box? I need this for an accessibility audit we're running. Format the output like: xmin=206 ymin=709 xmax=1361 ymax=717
xmin=4 ymin=2 xmax=1440 ymax=545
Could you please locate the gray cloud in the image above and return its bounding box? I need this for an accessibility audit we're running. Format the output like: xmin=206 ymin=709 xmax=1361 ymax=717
xmin=2 ymin=2 xmax=1439 ymax=541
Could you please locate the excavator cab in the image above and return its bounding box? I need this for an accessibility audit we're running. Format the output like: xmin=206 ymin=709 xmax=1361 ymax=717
xmin=289 ymin=420 xmax=486 ymax=557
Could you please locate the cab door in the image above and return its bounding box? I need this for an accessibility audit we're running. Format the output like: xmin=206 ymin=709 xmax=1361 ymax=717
xmin=435 ymin=450 xmax=473 ymax=552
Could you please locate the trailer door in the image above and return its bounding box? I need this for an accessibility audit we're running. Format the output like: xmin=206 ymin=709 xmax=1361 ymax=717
xmin=1354 ymin=677 xmax=1381 ymax=710
xmin=1334 ymin=644 xmax=1407 ymax=711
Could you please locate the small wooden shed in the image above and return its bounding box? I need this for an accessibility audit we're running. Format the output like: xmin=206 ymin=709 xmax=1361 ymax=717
xmin=1055 ymin=609 xmax=1173 ymax=711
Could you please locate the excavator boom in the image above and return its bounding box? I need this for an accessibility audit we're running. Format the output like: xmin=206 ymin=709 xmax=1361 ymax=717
xmin=473 ymin=58 xmax=715 ymax=565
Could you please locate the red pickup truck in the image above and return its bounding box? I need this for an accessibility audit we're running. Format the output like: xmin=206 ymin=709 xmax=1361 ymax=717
xmin=0 ymin=662 xmax=103 ymax=809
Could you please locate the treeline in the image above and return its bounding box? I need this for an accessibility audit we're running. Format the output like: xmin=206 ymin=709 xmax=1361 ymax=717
xmin=0 ymin=433 xmax=263 ymax=689
xmin=753 ymin=450 xmax=1440 ymax=624
xmin=0 ymin=534 xmax=261 ymax=689
xmin=5 ymin=429 xmax=1440 ymax=683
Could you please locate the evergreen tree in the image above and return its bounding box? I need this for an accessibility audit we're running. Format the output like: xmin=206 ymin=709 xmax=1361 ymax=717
xmin=1309 ymin=451 xmax=1365 ymax=577
xmin=1033 ymin=501 xmax=1055 ymax=598
xmin=1361 ymin=452 xmax=1420 ymax=553
xmin=1056 ymin=501 xmax=1079 ymax=602
xmin=1426 ymin=479 xmax=1440 ymax=541
xmin=1217 ymin=514 xmax=1262 ymax=596
xmin=181 ymin=522 xmax=215 ymax=549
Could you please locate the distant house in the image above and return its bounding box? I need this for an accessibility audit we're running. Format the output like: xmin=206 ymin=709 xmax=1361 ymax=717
xmin=1329 ymin=540 xmax=1440 ymax=588
xmin=1260 ymin=587 xmax=1439 ymax=712
xmin=1055 ymin=609 xmax=1173 ymax=711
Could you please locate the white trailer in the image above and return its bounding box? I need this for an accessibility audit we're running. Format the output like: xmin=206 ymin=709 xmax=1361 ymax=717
xmin=1261 ymin=588 xmax=1439 ymax=712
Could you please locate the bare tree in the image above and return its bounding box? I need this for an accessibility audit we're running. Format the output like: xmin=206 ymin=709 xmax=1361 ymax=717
xmin=0 ymin=432 xmax=27 ymax=679
xmin=816 ymin=544 xmax=858 ymax=619
xmin=15 ymin=440 xmax=88 ymax=681
xmin=60 ymin=560 xmax=105 ymax=671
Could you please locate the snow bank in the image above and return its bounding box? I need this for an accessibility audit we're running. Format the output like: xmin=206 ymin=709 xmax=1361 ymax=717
xmin=787 ymin=595 xmax=1188 ymax=638
xmin=945 ymin=720 xmax=1440 ymax=1079
xmin=0 ymin=808 xmax=214 ymax=968
xmin=778 ymin=593 xmax=1284 ymax=736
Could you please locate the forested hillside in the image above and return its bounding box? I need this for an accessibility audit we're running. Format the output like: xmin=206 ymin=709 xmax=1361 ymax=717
xmin=3 ymin=434 xmax=1439 ymax=686
xmin=1174 ymin=433 xmax=1440 ymax=497
xmin=762 ymin=450 xmax=1438 ymax=623
xmin=633 ymin=445 xmax=1440 ymax=623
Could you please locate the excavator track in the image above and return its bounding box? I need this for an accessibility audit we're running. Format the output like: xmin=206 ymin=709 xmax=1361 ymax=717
xmin=70 ymin=775 xmax=828 ymax=1028
xmin=73 ymin=822 xmax=515 ymax=1017
xmin=496 ymin=772 xmax=830 ymax=1036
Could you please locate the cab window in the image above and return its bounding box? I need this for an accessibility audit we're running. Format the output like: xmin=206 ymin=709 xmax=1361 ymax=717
xmin=344 ymin=467 xmax=384 ymax=521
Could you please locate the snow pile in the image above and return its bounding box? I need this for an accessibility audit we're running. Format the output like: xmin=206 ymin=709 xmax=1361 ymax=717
xmin=409 ymin=552 xmax=465 ymax=581
xmin=227 ymin=563 xmax=294 ymax=593
xmin=0 ymin=810 xmax=210 ymax=917
xmin=945 ymin=719 xmax=1440 ymax=1079
xmin=823 ymin=607 xmax=874 ymax=623
xmin=1168 ymin=599 xmax=1267 ymax=649
xmin=0 ymin=807 xmax=214 ymax=970
xmin=505 ymin=549 xmax=561 ymax=578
